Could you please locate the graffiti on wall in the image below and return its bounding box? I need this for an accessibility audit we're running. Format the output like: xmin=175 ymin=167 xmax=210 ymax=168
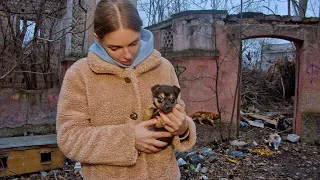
xmin=307 ymin=64 xmax=320 ymax=84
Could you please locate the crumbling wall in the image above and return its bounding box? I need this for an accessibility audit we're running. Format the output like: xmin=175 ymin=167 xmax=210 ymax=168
xmin=148 ymin=11 xmax=320 ymax=142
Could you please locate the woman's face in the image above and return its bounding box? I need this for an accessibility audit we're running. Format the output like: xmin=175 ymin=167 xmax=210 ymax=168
xmin=97 ymin=28 xmax=140 ymax=66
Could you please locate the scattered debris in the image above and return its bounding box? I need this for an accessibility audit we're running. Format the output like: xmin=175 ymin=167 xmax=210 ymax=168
xmin=255 ymin=147 xmax=273 ymax=157
xmin=200 ymin=167 xmax=208 ymax=173
xmin=252 ymin=140 xmax=258 ymax=146
xmin=201 ymin=175 xmax=209 ymax=180
xmin=3 ymin=120 xmax=319 ymax=180
xmin=202 ymin=148 xmax=215 ymax=155
xmin=227 ymin=157 xmax=238 ymax=164
xmin=287 ymin=134 xmax=300 ymax=143
xmin=195 ymin=163 xmax=202 ymax=172
xmin=186 ymin=153 xmax=203 ymax=165
xmin=178 ymin=158 xmax=187 ymax=166
xmin=229 ymin=151 xmax=244 ymax=157
xmin=74 ymin=162 xmax=81 ymax=171
xmin=246 ymin=113 xmax=277 ymax=126
xmin=247 ymin=120 xmax=265 ymax=128
xmin=240 ymin=121 xmax=248 ymax=127
xmin=230 ymin=140 xmax=247 ymax=146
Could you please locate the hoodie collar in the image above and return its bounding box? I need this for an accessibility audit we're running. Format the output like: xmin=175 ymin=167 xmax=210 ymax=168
xmin=87 ymin=49 xmax=162 ymax=76
xmin=88 ymin=29 xmax=154 ymax=69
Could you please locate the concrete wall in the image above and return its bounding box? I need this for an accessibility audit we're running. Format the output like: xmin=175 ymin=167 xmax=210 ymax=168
xmin=0 ymin=88 xmax=58 ymax=137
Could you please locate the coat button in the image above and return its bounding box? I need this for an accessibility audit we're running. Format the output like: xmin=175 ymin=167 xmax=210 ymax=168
xmin=124 ymin=77 xmax=131 ymax=83
xmin=130 ymin=112 xmax=138 ymax=120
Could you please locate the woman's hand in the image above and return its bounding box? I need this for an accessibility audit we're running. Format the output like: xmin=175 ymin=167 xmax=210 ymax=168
xmin=159 ymin=104 xmax=189 ymax=136
xmin=134 ymin=119 xmax=173 ymax=154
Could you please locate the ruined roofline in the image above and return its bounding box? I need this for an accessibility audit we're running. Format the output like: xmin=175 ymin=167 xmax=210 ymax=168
xmin=171 ymin=9 xmax=228 ymax=19
xmin=146 ymin=10 xmax=228 ymax=30
xmin=146 ymin=10 xmax=320 ymax=30
xmin=227 ymin=12 xmax=320 ymax=24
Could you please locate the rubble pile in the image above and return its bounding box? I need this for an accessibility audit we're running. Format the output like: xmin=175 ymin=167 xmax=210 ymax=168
xmin=242 ymin=59 xmax=295 ymax=112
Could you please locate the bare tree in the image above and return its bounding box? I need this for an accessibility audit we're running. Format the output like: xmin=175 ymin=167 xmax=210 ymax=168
xmin=138 ymin=0 xmax=189 ymax=26
xmin=0 ymin=0 xmax=90 ymax=90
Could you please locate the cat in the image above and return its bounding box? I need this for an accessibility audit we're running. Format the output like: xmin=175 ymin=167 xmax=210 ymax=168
xmin=265 ymin=133 xmax=281 ymax=150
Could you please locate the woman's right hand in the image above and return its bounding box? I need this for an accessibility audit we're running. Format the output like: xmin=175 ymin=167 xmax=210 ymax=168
xmin=135 ymin=119 xmax=173 ymax=154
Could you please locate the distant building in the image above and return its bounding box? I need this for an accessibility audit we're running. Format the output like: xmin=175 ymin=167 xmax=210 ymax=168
xmin=259 ymin=43 xmax=296 ymax=71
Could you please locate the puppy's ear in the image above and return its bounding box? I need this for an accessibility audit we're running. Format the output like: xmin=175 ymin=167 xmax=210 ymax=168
xmin=151 ymin=84 xmax=160 ymax=97
xmin=173 ymin=85 xmax=181 ymax=96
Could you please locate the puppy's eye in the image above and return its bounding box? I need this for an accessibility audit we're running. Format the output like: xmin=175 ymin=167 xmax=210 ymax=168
xmin=157 ymin=97 xmax=164 ymax=102
xmin=169 ymin=98 xmax=176 ymax=103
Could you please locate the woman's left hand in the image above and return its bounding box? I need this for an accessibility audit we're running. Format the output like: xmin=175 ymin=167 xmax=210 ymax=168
xmin=159 ymin=104 xmax=189 ymax=136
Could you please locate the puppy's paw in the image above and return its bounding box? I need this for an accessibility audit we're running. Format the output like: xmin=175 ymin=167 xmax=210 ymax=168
xmin=156 ymin=117 xmax=165 ymax=128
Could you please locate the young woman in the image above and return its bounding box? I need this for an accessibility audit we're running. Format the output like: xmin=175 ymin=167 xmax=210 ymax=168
xmin=56 ymin=0 xmax=196 ymax=179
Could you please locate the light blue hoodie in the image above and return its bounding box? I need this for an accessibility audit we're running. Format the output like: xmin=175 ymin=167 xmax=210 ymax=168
xmin=88 ymin=29 xmax=154 ymax=69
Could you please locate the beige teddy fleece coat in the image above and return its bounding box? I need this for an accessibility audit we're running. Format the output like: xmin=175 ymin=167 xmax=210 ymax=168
xmin=56 ymin=50 xmax=196 ymax=180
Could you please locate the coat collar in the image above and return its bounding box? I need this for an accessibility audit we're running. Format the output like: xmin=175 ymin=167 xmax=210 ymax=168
xmin=87 ymin=50 xmax=162 ymax=76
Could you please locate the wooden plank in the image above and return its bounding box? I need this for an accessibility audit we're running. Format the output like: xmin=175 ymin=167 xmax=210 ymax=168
xmin=241 ymin=116 xmax=251 ymax=121
xmin=246 ymin=114 xmax=277 ymax=126
xmin=247 ymin=120 xmax=265 ymax=128
xmin=0 ymin=134 xmax=57 ymax=149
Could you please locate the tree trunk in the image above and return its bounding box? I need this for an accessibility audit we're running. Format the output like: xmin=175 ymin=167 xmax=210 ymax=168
xmin=298 ymin=0 xmax=308 ymax=18
xmin=288 ymin=0 xmax=291 ymax=16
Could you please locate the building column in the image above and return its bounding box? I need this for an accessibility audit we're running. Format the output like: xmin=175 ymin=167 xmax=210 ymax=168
xmin=63 ymin=0 xmax=73 ymax=57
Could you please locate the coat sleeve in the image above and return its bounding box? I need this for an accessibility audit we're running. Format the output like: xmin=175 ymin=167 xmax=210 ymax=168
xmin=166 ymin=61 xmax=197 ymax=152
xmin=56 ymin=64 xmax=138 ymax=166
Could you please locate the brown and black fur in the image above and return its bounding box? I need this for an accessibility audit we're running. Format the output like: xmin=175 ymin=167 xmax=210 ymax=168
xmin=191 ymin=111 xmax=220 ymax=125
xmin=144 ymin=84 xmax=180 ymax=145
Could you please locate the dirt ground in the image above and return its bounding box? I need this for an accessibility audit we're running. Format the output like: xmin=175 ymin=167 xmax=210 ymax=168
xmin=2 ymin=122 xmax=319 ymax=180
xmin=178 ymin=123 xmax=320 ymax=180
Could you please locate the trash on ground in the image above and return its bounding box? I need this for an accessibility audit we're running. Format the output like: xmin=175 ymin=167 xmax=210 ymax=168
xmin=202 ymin=148 xmax=215 ymax=155
xmin=246 ymin=113 xmax=277 ymax=126
xmin=201 ymin=175 xmax=209 ymax=180
xmin=287 ymin=134 xmax=300 ymax=142
xmin=178 ymin=158 xmax=187 ymax=166
xmin=195 ymin=163 xmax=202 ymax=172
xmin=74 ymin=162 xmax=81 ymax=171
xmin=248 ymin=120 xmax=265 ymax=128
xmin=228 ymin=157 xmax=238 ymax=164
xmin=186 ymin=153 xmax=203 ymax=165
xmin=240 ymin=121 xmax=248 ymax=127
xmin=189 ymin=164 xmax=196 ymax=170
xmin=201 ymin=167 xmax=208 ymax=173
xmin=231 ymin=140 xmax=247 ymax=146
xmin=229 ymin=151 xmax=244 ymax=157
xmin=208 ymin=156 xmax=217 ymax=163
xmin=252 ymin=140 xmax=258 ymax=146
xmin=256 ymin=147 xmax=273 ymax=157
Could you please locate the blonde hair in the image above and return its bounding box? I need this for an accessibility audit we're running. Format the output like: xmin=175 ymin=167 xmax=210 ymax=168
xmin=94 ymin=0 xmax=143 ymax=39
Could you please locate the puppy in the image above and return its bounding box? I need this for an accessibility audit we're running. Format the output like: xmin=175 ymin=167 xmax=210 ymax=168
xmin=144 ymin=84 xmax=181 ymax=144
xmin=191 ymin=111 xmax=219 ymax=125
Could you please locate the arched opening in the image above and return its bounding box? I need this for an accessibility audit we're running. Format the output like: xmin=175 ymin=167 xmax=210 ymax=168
xmin=240 ymin=37 xmax=299 ymax=132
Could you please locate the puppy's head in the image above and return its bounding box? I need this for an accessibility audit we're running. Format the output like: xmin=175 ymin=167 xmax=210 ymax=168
xmin=151 ymin=84 xmax=180 ymax=113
